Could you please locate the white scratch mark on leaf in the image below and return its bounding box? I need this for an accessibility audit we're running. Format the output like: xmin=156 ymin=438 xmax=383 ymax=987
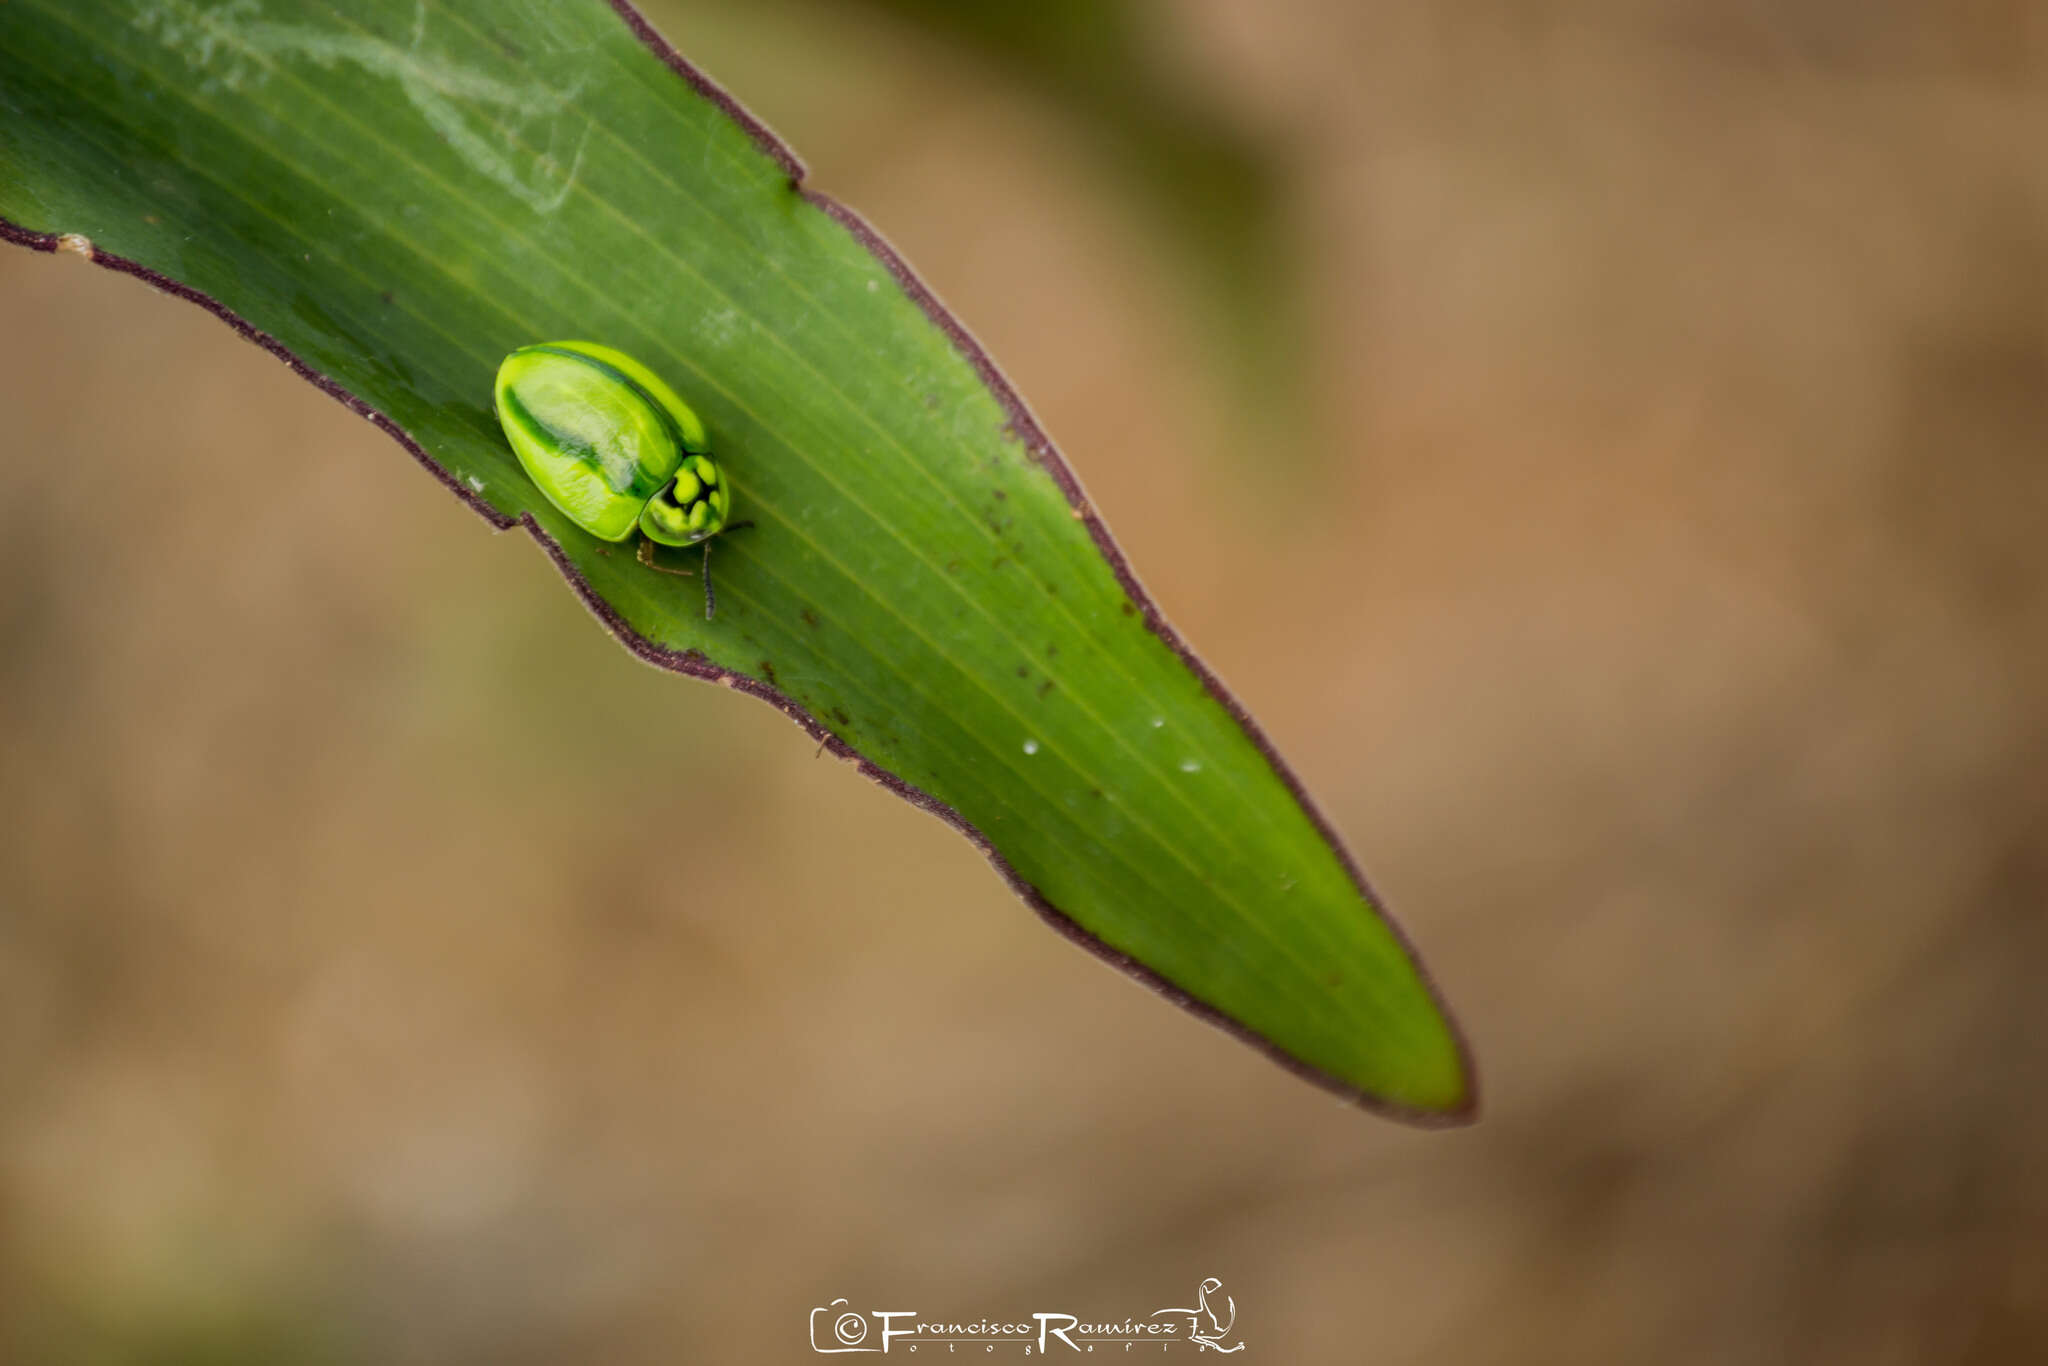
xmin=134 ymin=0 xmax=591 ymax=214
xmin=698 ymin=306 xmax=739 ymax=347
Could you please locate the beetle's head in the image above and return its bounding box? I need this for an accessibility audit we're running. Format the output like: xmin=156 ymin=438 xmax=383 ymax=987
xmin=639 ymin=453 xmax=731 ymax=546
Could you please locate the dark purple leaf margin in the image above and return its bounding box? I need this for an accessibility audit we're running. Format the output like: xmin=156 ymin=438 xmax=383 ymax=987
xmin=0 ymin=0 xmax=1477 ymax=1126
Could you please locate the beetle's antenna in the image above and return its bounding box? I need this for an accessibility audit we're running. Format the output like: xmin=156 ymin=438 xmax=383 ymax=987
xmin=701 ymin=523 xmax=752 ymax=619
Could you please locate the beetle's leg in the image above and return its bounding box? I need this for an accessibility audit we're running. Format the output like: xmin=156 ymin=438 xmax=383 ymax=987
xmin=636 ymin=539 xmax=695 ymax=577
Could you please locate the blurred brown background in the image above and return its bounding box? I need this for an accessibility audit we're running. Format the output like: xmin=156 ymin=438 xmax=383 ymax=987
xmin=4 ymin=1 xmax=2046 ymax=1361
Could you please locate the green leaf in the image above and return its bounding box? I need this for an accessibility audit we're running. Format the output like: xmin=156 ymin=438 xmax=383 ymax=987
xmin=0 ymin=0 xmax=1475 ymax=1121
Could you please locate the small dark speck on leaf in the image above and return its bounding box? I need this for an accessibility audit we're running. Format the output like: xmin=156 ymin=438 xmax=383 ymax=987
xmin=1090 ymin=787 xmax=1103 ymax=799
xmin=800 ymin=607 xmax=819 ymax=628
xmin=945 ymin=559 xmax=962 ymax=575
xmin=379 ymin=289 xmax=393 ymax=306
xmin=992 ymin=489 xmax=1006 ymax=501
xmin=1016 ymin=665 xmax=1030 ymax=678
xmin=1121 ymin=601 xmax=1136 ymax=616
xmin=1046 ymin=643 xmax=1059 ymax=657
xmin=1037 ymin=679 xmax=1055 ymax=699
xmin=759 ymin=661 xmax=777 ymax=686
xmin=992 ymin=557 xmax=1009 ymax=570
xmin=832 ymin=707 xmax=852 ymax=727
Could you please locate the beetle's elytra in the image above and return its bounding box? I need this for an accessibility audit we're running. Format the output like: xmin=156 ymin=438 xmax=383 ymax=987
xmin=494 ymin=341 xmax=747 ymax=618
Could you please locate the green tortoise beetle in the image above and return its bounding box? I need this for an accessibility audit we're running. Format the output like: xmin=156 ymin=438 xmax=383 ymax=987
xmin=493 ymin=341 xmax=751 ymax=619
